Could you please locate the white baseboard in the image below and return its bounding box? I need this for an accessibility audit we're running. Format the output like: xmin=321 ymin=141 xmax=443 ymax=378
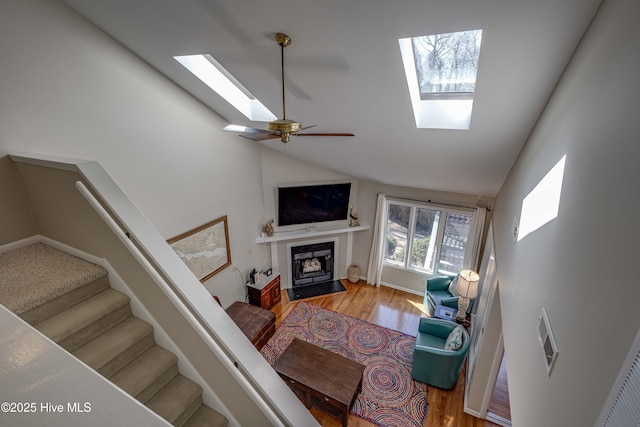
xmin=486 ymin=413 xmax=512 ymax=427
xmin=346 ymin=273 xmax=425 ymax=297
xmin=0 ymin=235 xmax=40 ymax=254
xmin=380 ymin=280 xmax=425 ymax=297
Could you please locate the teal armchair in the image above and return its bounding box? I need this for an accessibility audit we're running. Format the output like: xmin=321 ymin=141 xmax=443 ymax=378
xmin=411 ymin=317 xmax=470 ymax=390
xmin=424 ymin=274 xmax=473 ymax=316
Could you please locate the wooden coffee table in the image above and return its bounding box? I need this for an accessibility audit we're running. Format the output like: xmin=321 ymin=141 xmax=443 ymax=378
xmin=273 ymin=338 xmax=365 ymax=427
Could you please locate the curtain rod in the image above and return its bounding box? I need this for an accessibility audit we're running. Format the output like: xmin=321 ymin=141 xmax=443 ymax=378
xmin=387 ymin=195 xmax=491 ymax=212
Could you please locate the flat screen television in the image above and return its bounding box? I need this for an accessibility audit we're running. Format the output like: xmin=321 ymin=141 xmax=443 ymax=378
xmin=277 ymin=182 xmax=351 ymax=227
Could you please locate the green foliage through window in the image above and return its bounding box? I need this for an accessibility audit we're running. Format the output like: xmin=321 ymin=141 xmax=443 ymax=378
xmin=384 ymin=201 xmax=474 ymax=275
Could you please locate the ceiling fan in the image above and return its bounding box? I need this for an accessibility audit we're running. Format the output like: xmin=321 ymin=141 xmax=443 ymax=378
xmin=223 ymin=33 xmax=355 ymax=143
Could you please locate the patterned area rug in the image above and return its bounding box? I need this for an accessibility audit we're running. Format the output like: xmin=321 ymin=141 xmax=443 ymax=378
xmin=261 ymin=302 xmax=428 ymax=427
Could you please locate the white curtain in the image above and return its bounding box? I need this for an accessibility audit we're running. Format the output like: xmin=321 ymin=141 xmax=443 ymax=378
xmin=468 ymin=207 xmax=487 ymax=272
xmin=366 ymin=193 xmax=387 ymax=287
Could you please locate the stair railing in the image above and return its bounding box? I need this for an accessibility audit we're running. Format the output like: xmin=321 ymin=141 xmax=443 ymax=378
xmin=75 ymin=180 xmax=290 ymax=427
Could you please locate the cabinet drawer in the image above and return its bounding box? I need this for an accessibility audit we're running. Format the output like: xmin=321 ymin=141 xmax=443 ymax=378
xmin=310 ymin=394 xmax=344 ymax=419
xmin=248 ymin=274 xmax=280 ymax=309
xmin=271 ymin=282 xmax=281 ymax=304
xmin=310 ymin=390 xmax=340 ymax=408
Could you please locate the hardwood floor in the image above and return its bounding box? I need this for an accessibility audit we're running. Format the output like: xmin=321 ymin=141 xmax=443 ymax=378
xmin=488 ymin=354 xmax=511 ymax=422
xmin=270 ymin=280 xmax=500 ymax=427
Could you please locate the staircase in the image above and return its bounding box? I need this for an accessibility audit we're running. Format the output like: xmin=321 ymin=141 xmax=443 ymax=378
xmin=0 ymin=242 xmax=228 ymax=427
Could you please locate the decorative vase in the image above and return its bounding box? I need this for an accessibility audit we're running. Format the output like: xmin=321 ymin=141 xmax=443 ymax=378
xmin=347 ymin=264 xmax=360 ymax=283
xmin=263 ymin=219 xmax=274 ymax=237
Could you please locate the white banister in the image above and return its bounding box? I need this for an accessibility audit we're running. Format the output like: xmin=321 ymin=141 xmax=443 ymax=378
xmin=74 ymin=181 xmax=288 ymax=427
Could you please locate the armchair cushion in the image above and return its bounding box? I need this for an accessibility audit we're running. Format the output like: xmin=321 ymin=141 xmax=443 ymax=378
xmin=447 ymin=276 xmax=459 ymax=295
xmin=416 ymin=330 xmax=446 ymax=349
xmin=444 ymin=325 xmax=464 ymax=351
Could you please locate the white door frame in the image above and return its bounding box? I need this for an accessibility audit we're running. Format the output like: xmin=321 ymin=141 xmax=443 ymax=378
xmin=464 ymin=222 xmax=510 ymax=426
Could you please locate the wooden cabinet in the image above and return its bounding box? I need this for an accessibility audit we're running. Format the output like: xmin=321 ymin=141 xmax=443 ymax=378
xmin=248 ymin=273 xmax=281 ymax=310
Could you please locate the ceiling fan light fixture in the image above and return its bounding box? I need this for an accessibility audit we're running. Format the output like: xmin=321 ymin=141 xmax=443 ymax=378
xmin=268 ymin=119 xmax=302 ymax=133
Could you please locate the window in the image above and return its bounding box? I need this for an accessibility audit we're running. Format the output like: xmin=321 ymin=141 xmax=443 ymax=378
xmin=411 ymin=30 xmax=482 ymax=100
xmin=398 ymin=29 xmax=483 ymax=130
xmin=384 ymin=200 xmax=475 ymax=275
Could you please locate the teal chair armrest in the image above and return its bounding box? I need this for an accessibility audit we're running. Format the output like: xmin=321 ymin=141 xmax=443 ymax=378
xmin=439 ymin=296 xmax=460 ymax=310
xmin=441 ymin=296 xmax=474 ymax=313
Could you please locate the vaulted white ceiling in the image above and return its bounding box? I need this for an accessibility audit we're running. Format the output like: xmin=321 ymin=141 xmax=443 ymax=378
xmin=62 ymin=0 xmax=601 ymax=196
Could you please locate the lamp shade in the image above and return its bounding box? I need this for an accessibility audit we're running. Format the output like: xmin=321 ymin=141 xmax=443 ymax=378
xmin=456 ymin=269 xmax=480 ymax=299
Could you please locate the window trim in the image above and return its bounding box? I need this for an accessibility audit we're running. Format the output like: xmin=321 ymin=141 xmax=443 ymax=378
xmin=383 ymin=198 xmax=476 ymax=277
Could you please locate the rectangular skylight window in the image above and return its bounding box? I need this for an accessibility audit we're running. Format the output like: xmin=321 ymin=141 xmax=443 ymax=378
xmin=174 ymin=54 xmax=276 ymax=122
xmin=412 ymin=30 xmax=482 ymax=99
xmin=399 ymin=29 xmax=482 ymax=130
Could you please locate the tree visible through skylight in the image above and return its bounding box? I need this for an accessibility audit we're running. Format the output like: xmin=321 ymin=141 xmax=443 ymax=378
xmin=412 ymin=30 xmax=482 ymax=99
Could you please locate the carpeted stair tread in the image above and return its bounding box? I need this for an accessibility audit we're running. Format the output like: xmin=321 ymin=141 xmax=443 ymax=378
xmin=110 ymin=345 xmax=179 ymax=403
xmin=20 ymin=275 xmax=110 ymax=325
xmin=3 ymin=242 xmax=228 ymax=427
xmin=34 ymin=289 xmax=131 ymax=352
xmin=73 ymin=317 xmax=155 ymax=377
xmin=146 ymin=375 xmax=203 ymax=427
xmin=184 ymin=405 xmax=229 ymax=427
xmin=0 ymin=243 xmax=107 ymax=315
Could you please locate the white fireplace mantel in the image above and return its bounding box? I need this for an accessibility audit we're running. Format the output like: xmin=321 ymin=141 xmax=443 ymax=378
xmin=255 ymin=223 xmax=370 ymax=244
xmin=256 ymin=223 xmax=370 ymax=288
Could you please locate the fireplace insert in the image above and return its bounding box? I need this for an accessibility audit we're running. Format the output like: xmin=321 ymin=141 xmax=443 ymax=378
xmin=290 ymin=241 xmax=334 ymax=287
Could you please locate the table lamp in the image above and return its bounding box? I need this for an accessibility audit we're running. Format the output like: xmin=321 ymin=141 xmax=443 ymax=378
xmin=455 ymin=269 xmax=480 ymax=321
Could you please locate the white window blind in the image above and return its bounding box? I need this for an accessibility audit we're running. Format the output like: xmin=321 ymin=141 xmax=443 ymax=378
xmin=597 ymin=330 xmax=640 ymax=427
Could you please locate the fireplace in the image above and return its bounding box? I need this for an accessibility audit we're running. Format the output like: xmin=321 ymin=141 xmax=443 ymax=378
xmin=290 ymin=241 xmax=335 ymax=287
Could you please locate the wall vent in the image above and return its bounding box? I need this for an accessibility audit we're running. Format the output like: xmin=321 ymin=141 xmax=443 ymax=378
xmin=537 ymin=308 xmax=558 ymax=375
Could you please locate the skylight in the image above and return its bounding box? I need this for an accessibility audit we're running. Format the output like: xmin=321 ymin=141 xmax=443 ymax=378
xmin=174 ymin=54 xmax=276 ymax=122
xmin=399 ymin=29 xmax=482 ymax=130
xmin=412 ymin=30 xmax=482 ymax=99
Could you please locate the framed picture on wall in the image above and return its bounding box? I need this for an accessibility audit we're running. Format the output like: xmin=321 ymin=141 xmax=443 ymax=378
xmin=167 ymin=215 xmax=232 ymax=282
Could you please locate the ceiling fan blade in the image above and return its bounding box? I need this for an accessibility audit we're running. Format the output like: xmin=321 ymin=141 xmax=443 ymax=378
xmin=223 ymin=124 xmax=272 ymax=134
xmin=297 ymin=125 xmax=317 ymax=132
xmin=238 ymin=133 xmax=280 ymax=141
xmin=295 ymin=133 xmax=355 ymax=137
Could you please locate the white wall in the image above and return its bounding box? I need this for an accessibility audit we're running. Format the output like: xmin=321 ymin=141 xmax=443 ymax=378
xmin=491 ymin=0 xmax=640 ymax=425
xmin=0 ymin=156 xmax=36 ymax=244
xmin=259 ymin=146 xmax=354 ymax=233
xmin=0 ymin=0 xmax=267 ymax=306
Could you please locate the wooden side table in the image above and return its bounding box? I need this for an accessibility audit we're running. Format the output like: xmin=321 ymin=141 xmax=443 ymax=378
xmin=433 ymin=304 xmax=457 ymax=322
xmin=433 ymin=304 xmax=471 ymax=329
xmin=247 ymin=272 xmax=281 ymax=310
